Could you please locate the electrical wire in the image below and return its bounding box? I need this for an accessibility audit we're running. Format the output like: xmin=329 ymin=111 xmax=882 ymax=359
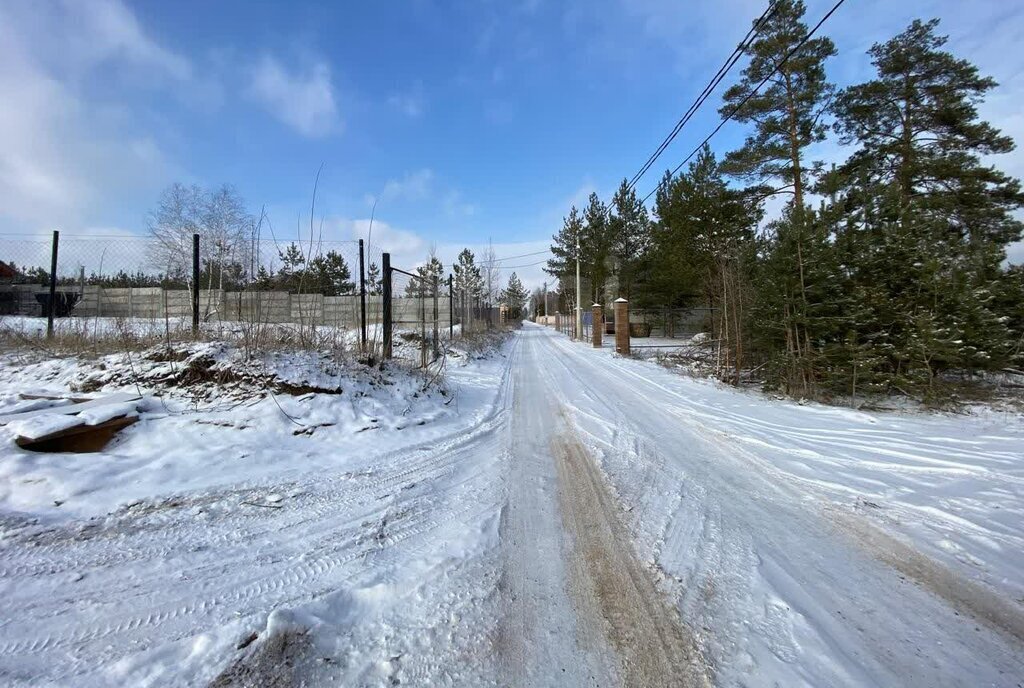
xmin=478 ymin=248 xmax=552 ymax=265
xmin=625 ymin=1 xmax=780 ymax=192
xmin=641 ymin=0 xmax=849 ymax=204
xmin=489 ymin=258 xmax=551 ymax=270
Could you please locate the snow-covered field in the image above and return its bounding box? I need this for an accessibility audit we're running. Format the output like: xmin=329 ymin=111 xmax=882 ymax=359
xmin=0 ymin=323 xmax=1022 ymax=686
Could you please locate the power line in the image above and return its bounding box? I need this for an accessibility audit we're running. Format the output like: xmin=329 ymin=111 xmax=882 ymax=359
xmin=479 ymin=248 xmax=552 ymax=265
xmin=641 ymin=0 xmax=848 ymax=204
xmin=490 ymin=258 xmax=551 ymax=270
xmin=625 ymin=1 xmax=780 ymax=193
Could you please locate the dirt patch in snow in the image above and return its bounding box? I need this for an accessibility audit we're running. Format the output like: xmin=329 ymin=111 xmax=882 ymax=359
xmin=551 ymin=416 xmax=712 ymax=687
xmin=208 ymin=627 xmax=313 ymax=688
xmin=67 ymin=344 xmax=361 ymax=399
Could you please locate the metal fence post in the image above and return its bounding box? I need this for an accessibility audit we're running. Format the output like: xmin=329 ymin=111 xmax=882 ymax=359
xmin=420 ymin=284 xmax=427 ymax=368
xmin=192 ymin=233 xmax=200 ymax=338
xmin=46 ymin=230 xmax=59 ymax=340
xmin=359 ymin=238 xmax=367 ymax=353
xmin=432 ymin=276 xmax=439 ymax=359
xmin=382 ymin=252 xmax=392 ymax=360
xmin=448 ymin=274 xmax=454 ymax=340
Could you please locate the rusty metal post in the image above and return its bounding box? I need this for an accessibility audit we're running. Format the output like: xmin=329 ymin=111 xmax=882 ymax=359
xmin=382 ymin=252 xmax=392 ymax=360
xmin=592 ymin=304 xmax=602 ymax=348
xmin=420 ymin=283 xmax=427 ymax=369
xmin=614 ymin=297 xmax=629 ymax=355
xmin=46 ymin=230 xmax=59 ymax=339
xmin=358 ymin=239 xmax=367 ymax=352
xmin=432 ymin=275 xmax=439 ymax=360
xmin=192 ymin=233 xmax=200 ymax=338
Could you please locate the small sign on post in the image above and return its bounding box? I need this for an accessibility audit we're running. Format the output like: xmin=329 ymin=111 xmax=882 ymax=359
xmin=614 ymin=298 xmax=629 ymax=355
xmin=592 ymin=304 xmax=602 ymax=348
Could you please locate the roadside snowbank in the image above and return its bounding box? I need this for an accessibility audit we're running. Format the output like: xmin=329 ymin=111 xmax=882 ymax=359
xmin=0 ymin=336 xmax=513 ymax=523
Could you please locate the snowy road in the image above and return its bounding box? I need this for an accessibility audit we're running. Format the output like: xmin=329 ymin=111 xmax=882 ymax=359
xmin=2 ymin=324 xmax=1023 ymax=686
xmin=524 ymin=324 xmax=1024 ymax=687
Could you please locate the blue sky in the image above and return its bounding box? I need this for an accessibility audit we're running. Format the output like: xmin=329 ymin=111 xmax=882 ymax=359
xmin=1 ymin=0 xmax=1022 ymax=288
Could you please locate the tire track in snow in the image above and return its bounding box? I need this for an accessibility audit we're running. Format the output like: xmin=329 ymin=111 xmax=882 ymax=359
xmin=535 ymin=326 xmax=1024 ymax=685
xmin=498 ymin=330 xmax=710 ymax=687
xmin=0 ymin=482 xmax=497 ymax=662
xmin=0 ymin=343 xmax=521 ymax=683
xmin=0 ymin=400 xmax=513 ymax=581
xmin=0 ymin=336 xmax=521 ymax=577
xmin=552 ymin=421 xmax=712 ymax=687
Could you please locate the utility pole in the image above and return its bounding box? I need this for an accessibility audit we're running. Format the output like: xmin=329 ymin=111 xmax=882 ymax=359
xmin=575 ymin=232 xmax=582 ymax=341
xmin=542 ymin=281 xmax=547 ymax=322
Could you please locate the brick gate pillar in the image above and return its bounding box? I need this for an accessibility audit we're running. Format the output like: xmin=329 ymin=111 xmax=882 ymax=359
xmin=614 ymin=298 xmax=629 ymax=355
xmin=592 ymin=304 xmax=603 ymax=348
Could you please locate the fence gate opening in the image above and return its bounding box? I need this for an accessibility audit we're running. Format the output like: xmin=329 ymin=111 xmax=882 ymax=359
xmin=381 ymin=252 xmax=447 ymax=366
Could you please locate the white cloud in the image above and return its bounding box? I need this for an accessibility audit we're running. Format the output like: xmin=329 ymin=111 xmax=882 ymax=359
xmin=388 ymin=82 xmax=426 ymax=118
xmin=58 ymin=0 xmax=191 ymax=80
xmin=443 ymin=190 xmax=477 ymax=218
xmin=380 ymin=169 xmax=435 ymax=202
xmin=310 ymin=216 xmax=552 ymax=291
xmin=249 ymin=55 xmax=340 ymax=138
xmin=370 ymin=170 xmax=478 ymax=219
xmin=0 ymin=2 xmax=179 ymax=232
xmin=322 ymin=217 xmax=429 ymax=270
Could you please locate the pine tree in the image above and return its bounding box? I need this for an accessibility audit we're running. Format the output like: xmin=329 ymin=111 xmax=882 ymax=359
xmin=307 ymin=250 xmax=353 ymax=296
xmin=608 ymin=179 xmax=651 ymax=300
xmin=831 ymin=18 xmax=1024 ymax=387
xmin=650 ymin=146 xmax=763 ymax=381
xmin=833 ymin=19 xmax=1022 ymax=253
xmin=453 ymin=249 xmax=483 ymax=298
xmin=276 ymin=243 xmax=306 ymax=292
xmin=405 ymin=253 xmax=443 ymax=298
xmin=546 ymin=206 xmax=584 ymax=296
xmin=500 ymin=272 xmax=529 ymax=319
xmin=366 ymin=262 xmax=381 ymax=295
xmin=720 ymin=0 xmax=835 ymax=209
xmin=581 ymin=193 xmax=613 ymax=303
xmin=719 ymin=0 xmax=837 ymax=394
xmin=254 ymin=265 xmax=275 ymax=290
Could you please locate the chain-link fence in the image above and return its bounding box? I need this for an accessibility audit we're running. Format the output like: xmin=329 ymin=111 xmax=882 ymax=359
xmin=0 ymin=233 xmax=518 ymax=366
xmin=449 ymin=281 xmax=500 ymax=336
xmin=0 ymin=231 xmax=391 ymax=355
xmin=382 ymin=257 xmax=443 ymax=367
xmin=378 ymin=252 xmax=504 ymax=366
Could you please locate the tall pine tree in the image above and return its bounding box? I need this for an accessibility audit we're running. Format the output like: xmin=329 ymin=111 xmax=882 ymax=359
xmin=608 ymin=179 xmax=651 ymax=300
xmin=719 ymin=0 xmax=837 ymax=394
xmin=832 ymin=18 xmax=1024 ymax=392
xmin=500 ymin=272 xmax=529 ymax=319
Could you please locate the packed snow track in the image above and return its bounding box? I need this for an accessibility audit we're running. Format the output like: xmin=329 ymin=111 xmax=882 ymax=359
xmin=1 ymin=324 xmax=1023 ymax=686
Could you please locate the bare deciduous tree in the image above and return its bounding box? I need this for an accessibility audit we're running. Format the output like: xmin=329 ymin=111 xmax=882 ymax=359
xmin=147 ymin=183 xmax=252 ymax=286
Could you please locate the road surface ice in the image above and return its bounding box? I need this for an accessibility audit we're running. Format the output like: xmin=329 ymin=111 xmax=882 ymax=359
xmin=1 ymin=324 xmax=1023 ymax=686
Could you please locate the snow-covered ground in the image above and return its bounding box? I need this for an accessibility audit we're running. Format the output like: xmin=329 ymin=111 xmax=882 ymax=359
xmin=538 ymin=324 xmax=1024 ymax=686
xmin=1 ymin=324 xmax=1022 ymax=686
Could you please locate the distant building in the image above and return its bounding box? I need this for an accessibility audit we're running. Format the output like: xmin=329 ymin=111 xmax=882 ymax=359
xmin=0 ymin=261 xmax=18 ymax=280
